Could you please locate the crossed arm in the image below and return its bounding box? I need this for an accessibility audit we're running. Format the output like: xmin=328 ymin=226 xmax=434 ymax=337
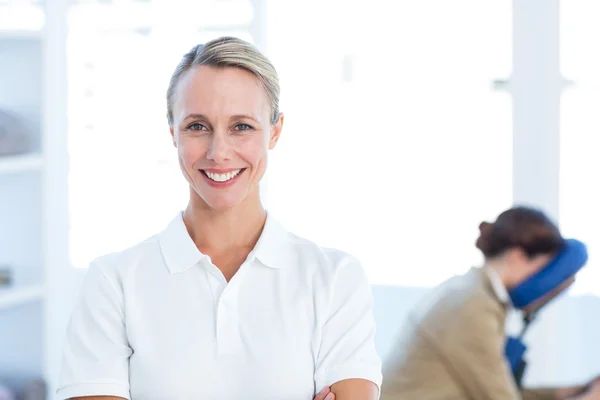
xmin=331 ymin=378 xmax=379 ymax=399
xmin=70 ymin=378 xmax=378 ymax=400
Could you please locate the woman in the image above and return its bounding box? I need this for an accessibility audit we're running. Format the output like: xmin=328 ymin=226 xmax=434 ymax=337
xmin=381 ymin=206 xmax=599 ymax=400
xmin=57 ymin=37 xmax=381 ymax=400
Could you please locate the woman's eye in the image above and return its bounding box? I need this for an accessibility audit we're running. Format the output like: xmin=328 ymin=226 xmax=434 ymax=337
xmin=188 ymin=123 xmax=206 ymax=131
xmin=235 ymin=123 xmax=253 ymax=131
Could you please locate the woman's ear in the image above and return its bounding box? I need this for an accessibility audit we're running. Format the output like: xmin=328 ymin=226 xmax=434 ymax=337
xmin=506 ymin=247 xmax=529 ymax=266
xmin=170 ymin=126 xmax=177 ymax=147
xmin=269 ymin=113 xmax=284 ymax=150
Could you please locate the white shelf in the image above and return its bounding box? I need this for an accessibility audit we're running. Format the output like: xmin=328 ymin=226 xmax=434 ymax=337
xmin=0 ymin=284 xmax=45 ymax=310
xmin=0 ymin=153 xmax=43 ymax=174
xmin=0 ymin=29 xmax=42 ymax=40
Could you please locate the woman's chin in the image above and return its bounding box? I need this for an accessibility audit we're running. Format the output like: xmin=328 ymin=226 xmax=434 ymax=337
xmin=197 ymin=193 xmax=248 ymax=212
xmin=189 ymin=180 xmax=258 ymax=212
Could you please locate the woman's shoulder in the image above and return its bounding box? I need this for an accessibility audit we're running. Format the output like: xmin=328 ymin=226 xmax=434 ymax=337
xmin=281 ymin=228 xmax=367 ymax=280
xmin=411 ymin=268 xmax=504 ymax=329
xmin=287 ymin=230 xmax=356 ymax=260
xmin=85 ymin=232 xmax=162 ymax=283
xmin=429 ymin=268 xmax=497 ymax=306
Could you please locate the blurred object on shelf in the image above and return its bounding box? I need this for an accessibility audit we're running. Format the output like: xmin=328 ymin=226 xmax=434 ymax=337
xmin=21 ymin=379 xmax=46 ymax=400
xmin=0 ymin=109 xmax=30 ymax=156
xmin=0 ymin=267 xmax=11 ymax=287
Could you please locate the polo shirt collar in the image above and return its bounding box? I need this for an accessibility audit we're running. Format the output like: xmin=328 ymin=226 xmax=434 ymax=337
xmin=251 ymin=213 xmax=292 ymax=269
xmin=159 ymin=211 xmax=292 ymax=274
xmin=159 ymin=212 xmax=207 ymax=274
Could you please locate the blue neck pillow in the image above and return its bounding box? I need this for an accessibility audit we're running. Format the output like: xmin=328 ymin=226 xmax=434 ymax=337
xmin=505 ymin=238 xmax=588 ymax=386
xmin=508 ymin=238 xmax=588 ymax=309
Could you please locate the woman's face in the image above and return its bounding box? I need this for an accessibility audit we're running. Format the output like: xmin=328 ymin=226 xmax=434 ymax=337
xmin=506 ymin=249 xmax=575 ymax=314
xmin=505 ymin=249 xmax=553 ymax=284
xmin=170 ymin=65 xmax=283 ymax=211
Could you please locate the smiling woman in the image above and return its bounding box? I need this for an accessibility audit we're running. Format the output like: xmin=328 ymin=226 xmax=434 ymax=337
xmin=168 ymin=62 xmax=277 ymax=214
xmin=56 ymin=37 xmax=381 ymax=400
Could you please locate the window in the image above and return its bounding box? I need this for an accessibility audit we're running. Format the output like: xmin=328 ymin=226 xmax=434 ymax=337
xmin=67 ymin=0 xmax=254 ymax=268
xmin=559 ymin=0 xmax=600 ymax=295
xmin=67 ymin=0 xmax=513 ymax=288
xmin=265 ymin=0 xmax=513 ymax=286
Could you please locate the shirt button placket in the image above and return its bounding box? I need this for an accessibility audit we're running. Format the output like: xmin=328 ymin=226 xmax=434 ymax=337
xmin=216 ymin=295 xmax=241 ymax=355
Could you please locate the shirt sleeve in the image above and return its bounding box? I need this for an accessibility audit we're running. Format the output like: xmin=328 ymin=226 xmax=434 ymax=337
xmin=57 ymin=260 xmax=132 ymax=400
xmin=314 ymin=254 xmax=382 ymax=393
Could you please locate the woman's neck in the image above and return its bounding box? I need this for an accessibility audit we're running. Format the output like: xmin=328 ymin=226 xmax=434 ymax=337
xmin=485 ymin=258 xmax=518 ymax=290
xmin=183 ymin=191 xmax=267 ymax=256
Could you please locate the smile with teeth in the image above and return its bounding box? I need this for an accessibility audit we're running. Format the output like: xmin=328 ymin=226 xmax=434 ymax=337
xmin=202 ymin=169 xmax=243 ymax=182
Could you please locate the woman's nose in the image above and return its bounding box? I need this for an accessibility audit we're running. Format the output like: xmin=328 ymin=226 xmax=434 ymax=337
xmin=207 ymin=133 xmax=231 ymax=163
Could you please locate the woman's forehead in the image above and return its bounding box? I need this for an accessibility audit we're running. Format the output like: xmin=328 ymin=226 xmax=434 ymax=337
xmin=174 ymin=66 xmax=270 ymax=121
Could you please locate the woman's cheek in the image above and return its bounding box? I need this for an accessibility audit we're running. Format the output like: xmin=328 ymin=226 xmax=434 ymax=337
xmin=178 ymin=137 xmax=206 ymax=165
xmin=234 ymin=135 xmax=268 ymax=163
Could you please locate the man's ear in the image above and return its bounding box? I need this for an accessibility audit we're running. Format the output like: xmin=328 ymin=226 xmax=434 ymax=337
xmin=269 ymin=113 xmax=284 ymax=150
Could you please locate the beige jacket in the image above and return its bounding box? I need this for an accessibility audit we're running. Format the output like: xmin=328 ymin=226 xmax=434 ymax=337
xmin=381 ymin=267 xmax=557 ymax=400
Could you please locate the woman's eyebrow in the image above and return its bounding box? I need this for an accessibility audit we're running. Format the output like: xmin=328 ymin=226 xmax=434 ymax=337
xmin=183 ymin=113 xmax=208 ymax=122
xmin=182 ymin=113 xmax=260 ymax=123
xmin=230 ymin=114 xmax=260 ymax=123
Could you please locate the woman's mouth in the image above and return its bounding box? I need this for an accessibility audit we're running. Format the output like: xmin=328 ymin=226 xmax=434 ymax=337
xmin=200 ymin=168 xmax=245 ymax=185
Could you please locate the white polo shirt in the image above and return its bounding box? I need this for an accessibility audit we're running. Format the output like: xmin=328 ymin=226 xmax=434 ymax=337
xmin=57 ymin=212 xmax=382 ymax=399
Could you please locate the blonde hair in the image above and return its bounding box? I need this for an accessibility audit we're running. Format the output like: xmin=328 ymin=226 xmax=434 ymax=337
xmin=166 ymin=36 xmax=281 ymax=126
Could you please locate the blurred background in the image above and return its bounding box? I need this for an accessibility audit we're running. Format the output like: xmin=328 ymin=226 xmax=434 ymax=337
xmin=1 ymin=0 xmax=600 ymax=398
